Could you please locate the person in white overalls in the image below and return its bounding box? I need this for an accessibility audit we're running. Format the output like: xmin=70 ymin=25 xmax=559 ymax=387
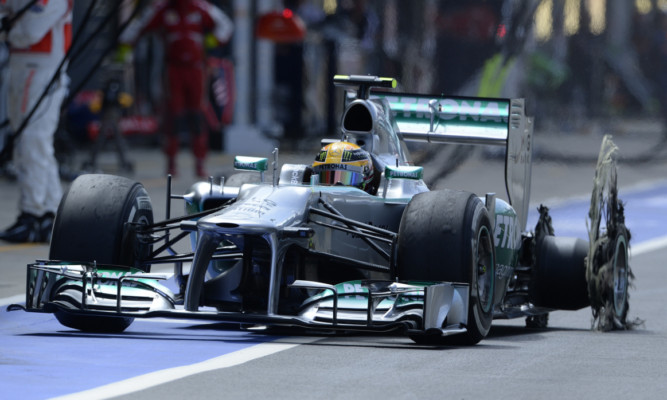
xmin=0 ymin=0 xmax=71 ymax=243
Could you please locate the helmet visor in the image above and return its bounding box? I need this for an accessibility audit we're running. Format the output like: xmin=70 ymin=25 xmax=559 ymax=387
xmin=318 ymin=169 xmax=365 ymax=187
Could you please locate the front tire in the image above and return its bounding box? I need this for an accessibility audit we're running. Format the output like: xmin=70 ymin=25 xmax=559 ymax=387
xmin=49 ymin=174 xmax=154 ymax=333
xmin=397 ymin=190 xmax=495 ymax=345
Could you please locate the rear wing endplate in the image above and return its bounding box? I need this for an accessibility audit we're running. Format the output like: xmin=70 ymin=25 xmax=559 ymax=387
xmin=372 ymin=92 xmax=533 ymax=231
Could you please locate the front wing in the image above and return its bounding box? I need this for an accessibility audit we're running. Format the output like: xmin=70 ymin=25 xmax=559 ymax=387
xmin=21 ymin=261 xmax=470 ymax=337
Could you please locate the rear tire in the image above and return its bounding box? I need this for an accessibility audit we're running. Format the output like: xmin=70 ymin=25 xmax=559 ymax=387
xmin=397 ymin=190 xmax=495 ymax=345
xmin=49 ymin=174 xmax=154 ymax=333
xmin=586 ymin=137 xmax=633 ymax=330
xmin=588 ymin=228 xmax=630 ymax=329
xmin=610 ymin=230 xmax=629 ymax=323
xmin=530 ymin=236 xmax=589 ymax=310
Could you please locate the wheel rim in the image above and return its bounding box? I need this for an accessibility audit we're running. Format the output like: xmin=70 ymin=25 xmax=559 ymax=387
xmin=476 ymin=225 xmax=494 ymax=313
xmin=612 ymin=234 xmax=628 ymax=317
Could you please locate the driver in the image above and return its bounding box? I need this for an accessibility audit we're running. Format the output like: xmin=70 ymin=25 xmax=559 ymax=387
xmin=312 ymin=141 xmax=376 ymax=194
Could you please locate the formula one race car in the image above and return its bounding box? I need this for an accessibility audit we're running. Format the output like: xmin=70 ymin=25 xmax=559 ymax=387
xmin=17 ymin=75 xmax=631 ymax=345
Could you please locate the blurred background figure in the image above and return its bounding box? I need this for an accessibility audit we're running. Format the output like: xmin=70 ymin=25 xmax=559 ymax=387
xmin=0 ymin=0 xmax=664 ymax=189
xmin=80 ymin=77 xmax=135 ymax=173
xmin=122 ymin=0 xmax=233 ymax=177
xmin=0 ymin=0 xmax=71 ymax=243
xmin=649 ymin=11 xmax=667 ymax=136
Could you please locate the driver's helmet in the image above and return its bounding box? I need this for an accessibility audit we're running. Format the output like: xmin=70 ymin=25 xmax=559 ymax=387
xmin=312 ymin=141 xmax=374 ymax=192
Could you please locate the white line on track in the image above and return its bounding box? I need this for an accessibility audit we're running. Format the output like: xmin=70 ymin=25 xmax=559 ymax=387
xmin=631 ymin=235 xmax=667 ymax=257
xmin=0 ymin=294 xmax=24 ymax=307
xmin=532 ymin=178 xmax=667 ymax=210
xmin=50 ymin=337 xmax=322 ymax=400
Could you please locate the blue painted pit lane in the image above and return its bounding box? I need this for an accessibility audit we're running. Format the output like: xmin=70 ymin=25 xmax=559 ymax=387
xmin=0 ymin=305 xmax=279 ymax=400
xmin=1 ymin=181 xmax=665 ymax=399
xmin=527 ymin=181 xmax=667 ymax=245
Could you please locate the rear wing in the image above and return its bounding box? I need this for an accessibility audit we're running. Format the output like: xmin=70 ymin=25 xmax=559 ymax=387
xmin=371 ymin=91 xmax=533 ymax=231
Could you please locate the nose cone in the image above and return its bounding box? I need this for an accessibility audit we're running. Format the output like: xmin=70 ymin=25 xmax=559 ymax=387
xmin=197 ymin=185 xmax=313 ymax=235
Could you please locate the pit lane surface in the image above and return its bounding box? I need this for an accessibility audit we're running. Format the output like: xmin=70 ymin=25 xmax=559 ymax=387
xmin=1 ymin=140 xmax=667 ymax=399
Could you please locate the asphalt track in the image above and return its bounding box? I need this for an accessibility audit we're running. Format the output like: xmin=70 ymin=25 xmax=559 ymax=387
xmin=1 ymin=132 xmax=666 ymax=399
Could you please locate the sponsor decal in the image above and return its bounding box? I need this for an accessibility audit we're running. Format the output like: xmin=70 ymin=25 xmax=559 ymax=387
xmin=380 ymin=95 xmax=509 ymax=123
xmin=313 ymin=163 xmax=363 ymax=173
xmin=290 ymin=168 xmax=302 ymax=184
xmin=94 ymin=270 xmax=139 ymax=288
xmin=234 ymin=156 xmax=268 ymax=171
xmin=315 ymin=150 xmax=327 ymax=162
xmin=303 ymin=280 xmax=427 ymax=309
xmin=509 ymin=135 xmax=532 ymax=165
xmin=385 ymin=165 xmax=423 ymax=180
xmin=98 ymin=270 xmax=132 ymax=279
xmin=329 ymin=146 xmax=343 ymax=157
xmin=494 ymin=213 xmax=519 ymax=250
xmin=343 ymin=282 xmax=365 ymax=293
xmin=341 ymin=283 xmax=366 ymax=300
xmin=137 ymin=196 xmax=152 ymax=211
xmin=341 ymin=148 xmax=368 ymax=162
xmin=437 ymin=99 xmax=507 ymax=122
xmin=494 ymin=212 xmax=519 ymax=280
xmin=230 ymin=197 xmax=277 ymax=217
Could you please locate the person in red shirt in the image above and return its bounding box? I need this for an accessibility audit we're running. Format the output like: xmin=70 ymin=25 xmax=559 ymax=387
xmin=123 ymin=0 xmax=233 ymax=177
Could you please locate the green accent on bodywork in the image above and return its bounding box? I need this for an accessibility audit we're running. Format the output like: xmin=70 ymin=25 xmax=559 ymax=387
xmin=96 ymin=267 xmax=144 ymax=277
xmin=384 ymin=165 xmax=423 ymax=180
xmin=95 ymin=268 xmax=163 ymax=287
xmin=492 ymin=200 xmax=520 ymax=280
xmin=27 ymin=262 xmax=176 ymax=310
xmin=234 ymin=156 xmax=268 ymax=172
xmin=42 ymin=263 xmax=169 ymax=292
xmin=303 ymin=280 xmax=429 ymax=309
xmin=185 ymin=201 xmax=199 ymax=215
xmin=372 ymin=92 xmax=510 ymax=140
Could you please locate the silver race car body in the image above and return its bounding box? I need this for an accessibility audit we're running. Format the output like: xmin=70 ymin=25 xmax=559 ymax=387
xmin=18 ymin=76 xmax=629 ymax=344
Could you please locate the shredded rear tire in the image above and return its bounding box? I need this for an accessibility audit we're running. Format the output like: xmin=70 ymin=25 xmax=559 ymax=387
xmin=586 ymin=135 xmax=637 ymax=330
